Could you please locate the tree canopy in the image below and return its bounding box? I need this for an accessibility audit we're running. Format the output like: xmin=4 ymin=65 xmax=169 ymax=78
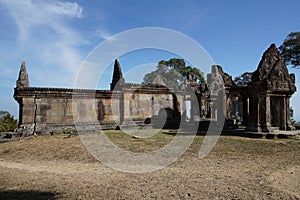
xmin=234 ymin=72 xmax=253 ymax=87
xmin=0 ymin=110 xmax=18 ymax=132
xmin=142 ymin=58 xmax=205 ymax=90
xmin=279 ymin=32 xmax=300 ymax=69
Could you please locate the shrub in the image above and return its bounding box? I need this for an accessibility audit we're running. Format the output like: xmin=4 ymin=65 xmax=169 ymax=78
xmin=0 ymin=111 xmax=18 ymax=132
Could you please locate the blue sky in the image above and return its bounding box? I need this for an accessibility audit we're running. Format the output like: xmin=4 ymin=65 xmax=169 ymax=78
xmin=0 ymin=0 xmax=300 ymax=121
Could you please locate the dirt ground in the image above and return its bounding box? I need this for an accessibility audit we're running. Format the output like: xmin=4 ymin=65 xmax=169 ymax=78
xmin=0 ymin=131 xmax=299 ymax=199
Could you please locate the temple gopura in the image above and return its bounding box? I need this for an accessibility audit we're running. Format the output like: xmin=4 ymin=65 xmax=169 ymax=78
xmin=14 ymin=44 xmax=296 ymax=135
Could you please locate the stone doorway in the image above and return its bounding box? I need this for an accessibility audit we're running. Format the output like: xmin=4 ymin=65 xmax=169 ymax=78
xmin=270 ymin=97 xmax=283 ymax=128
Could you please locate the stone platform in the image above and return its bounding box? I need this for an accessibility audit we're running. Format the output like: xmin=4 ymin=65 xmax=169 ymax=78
xmin=222 ymin=126 xmax=300 ymax=139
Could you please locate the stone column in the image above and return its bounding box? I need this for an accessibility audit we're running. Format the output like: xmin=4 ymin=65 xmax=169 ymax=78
xmin=257 ymin=96 xmax=263 ymax=132
xmin=283 ymin=96 xmax=287 ymax=130
xmin=265 ymin=95 xmax=272 ymax=132
xmin=254 ymin=96 xmax=262 ymax=132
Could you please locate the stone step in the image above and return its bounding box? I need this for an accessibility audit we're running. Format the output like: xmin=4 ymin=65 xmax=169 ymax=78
xmin=271 ymin=127 xmax=280 ymax=132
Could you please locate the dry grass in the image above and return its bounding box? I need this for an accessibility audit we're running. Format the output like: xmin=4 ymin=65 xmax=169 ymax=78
xmin=0 ymin=130 xmax=300 ymax=199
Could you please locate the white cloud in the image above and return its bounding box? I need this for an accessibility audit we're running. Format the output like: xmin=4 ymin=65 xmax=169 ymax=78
xmin=0 ymin=0 xmax=84 ymax=87
xmin=47 ymin=1 xmax=82 ymax=18
xmin=0 ymin=0 xmax=83 ymax=40
xmin=96 ymin=29 xmax=115 ymax=41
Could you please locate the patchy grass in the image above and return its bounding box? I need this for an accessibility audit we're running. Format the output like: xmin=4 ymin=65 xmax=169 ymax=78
xmin=1 ymin=130 xmax=299 ymax=161
xmin=103 ymin=129 xmax=175 ymax=152
xmin=0 ymin=130 xmax=300 ymax=199
xmin=0 ymin=130 xmax=177 ymax=162
xmin=0 ymin=134 xmax=96 ymax=163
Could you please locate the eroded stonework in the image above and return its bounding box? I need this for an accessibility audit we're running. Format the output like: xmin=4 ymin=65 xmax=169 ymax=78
xmin=14 ymin=44 xmax=296 ymax=135
xmin=248 ymin=44 xmax=296 ymax=131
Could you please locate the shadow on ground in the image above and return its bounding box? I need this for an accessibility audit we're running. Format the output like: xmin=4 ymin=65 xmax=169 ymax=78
xmin=163 ymin=128 xmax=297 ymax=139
xmin=0 ymin=190 xmax=57 ymax=200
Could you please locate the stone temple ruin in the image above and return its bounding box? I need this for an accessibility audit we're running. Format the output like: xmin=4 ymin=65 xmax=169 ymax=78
xmin=14 ymin=44 xmax=296 ymax=135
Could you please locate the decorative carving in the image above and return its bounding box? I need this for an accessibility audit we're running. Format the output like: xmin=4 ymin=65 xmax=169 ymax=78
xmin=13 ymin=45 xmax=297 ymax=134
xmin=252 ymin=43 xmax=296 ymax=93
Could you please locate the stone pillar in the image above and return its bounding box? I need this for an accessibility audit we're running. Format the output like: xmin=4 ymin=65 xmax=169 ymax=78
xmin=264 ymin=95 xmax=272 ymax=132
xmin=283 ymin=96 xmax=287 ymax=130
xmin=257 ymin=96 xmax=261 ymax=131
xmin=246 ymin=97 xmax=255 ymax=131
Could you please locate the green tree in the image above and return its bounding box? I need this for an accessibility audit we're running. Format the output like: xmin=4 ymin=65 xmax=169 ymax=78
xmin=279 ymin=32 xmax=300 ymax=68
xmin=234 ymin=72 xmax=253 ymax=87
xmin=142 ymin=58 xmax=205 ymax=90
xmin=0 ymin=110 xmax=18 ymax=132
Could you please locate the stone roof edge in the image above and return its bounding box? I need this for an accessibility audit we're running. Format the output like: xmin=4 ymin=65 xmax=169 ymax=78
xmin=14 ymin=87 xmax=113 ymax=93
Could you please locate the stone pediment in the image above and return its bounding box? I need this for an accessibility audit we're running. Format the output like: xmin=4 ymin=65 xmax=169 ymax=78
xmin=252 ymin=44 xmax=296 ymax=93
